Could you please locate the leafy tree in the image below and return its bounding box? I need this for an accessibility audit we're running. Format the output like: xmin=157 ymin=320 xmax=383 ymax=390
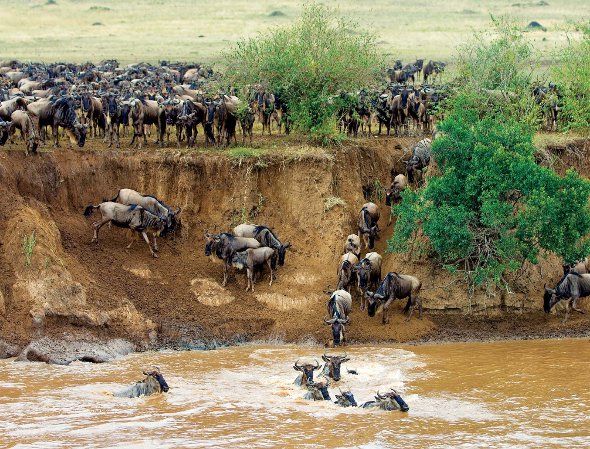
xmin=552 ymin=22 xmax=590 ymax=133
xmin=223 ymin=4 xmax=382 ymax=142
xmin=389 ymin=95 xmax=590 ymax=289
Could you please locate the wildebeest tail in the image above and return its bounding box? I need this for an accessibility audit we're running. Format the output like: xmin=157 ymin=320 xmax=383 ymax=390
xmin=83 ymin=204 xmax=99 ymax=216
xmin=107 ymin=190 xmax=121 ymax=203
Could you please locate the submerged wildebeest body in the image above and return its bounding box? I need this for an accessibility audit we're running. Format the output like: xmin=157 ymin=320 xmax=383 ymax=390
xmin=343 ymin=234 xmax=361 ymax=258
xmin=10 ymin=110 xmax=39 ymax=155
xmin=231 ymin=247 xmax=277 ymax=292
xmin=366 ymin=272 xmax=422 ymax=323
xmin=404 ymin=138 xmax=431 ymax=184
xmin=360 ymin=389 xmax=409 ymax=411
xmin=204 ymin=232 xmax=261 ymax=286
xmin=233 ymin=224 xmax=291 ymax=266
xmin=110 ymin=188 xmax=180 ymax=236
xmin=337 ymin=252 xmax=359 ymax=293
xmin=324 ymin=290 xmax=352 ymax=346
xmin=544 ymin=272 xmax=590 ymax=323
xmin=354 ymin=252 xmax=382 ymax=311
xmin=334 ymin=390 xmax=358 ymax=407
xmin=293 ymin=359 xmax=321 ymax=386
xmin=358 ymin=202 xmax=380 ymax=250
xmin=83 ymin=202 xmax=167 ymax=258
xmin=321 ymin=353 xmax=350 ymax=382
xmin=114 ymin=368 xmax=169 ymax=398
xmin=303 ymin=378 xmax=331 ymax=401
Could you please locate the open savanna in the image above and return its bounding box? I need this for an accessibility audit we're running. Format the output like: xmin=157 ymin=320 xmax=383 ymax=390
xmin=0 ymin=0 xmax=587 ymax=66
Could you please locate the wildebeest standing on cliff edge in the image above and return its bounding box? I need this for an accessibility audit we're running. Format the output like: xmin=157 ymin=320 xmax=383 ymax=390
xmin=544 ymin=272 xmax=590 ymax=323
xmin=84 ymin=202 xmax=167 ymax=258
xmin=365 ymin=272 xmax=422 ymax=324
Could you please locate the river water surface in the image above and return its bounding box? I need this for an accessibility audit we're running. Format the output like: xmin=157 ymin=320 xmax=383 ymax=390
xmin=1 ymin=339 xmax=589 ymax=449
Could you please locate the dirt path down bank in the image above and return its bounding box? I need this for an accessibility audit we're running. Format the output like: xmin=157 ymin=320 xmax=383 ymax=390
xmin=0 ymin=137 xmax=588 ymax=362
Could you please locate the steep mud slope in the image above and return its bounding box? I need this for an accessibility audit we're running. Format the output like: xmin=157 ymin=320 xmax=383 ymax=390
xmin=0 ymin=137 xmax=589 ymax=360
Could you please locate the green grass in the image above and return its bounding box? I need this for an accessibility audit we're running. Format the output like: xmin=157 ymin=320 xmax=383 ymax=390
xmin=0 ymin=0 xmax=587 ymax=65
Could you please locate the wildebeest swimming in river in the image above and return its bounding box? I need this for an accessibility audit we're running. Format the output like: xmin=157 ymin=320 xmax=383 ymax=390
xmin=293 ymin=359 xmax=322 ymax=386
xmin=114 ymin=367 xmax=169 ymax=398
xmin=544 ymin=272 xmax=590 ymax=323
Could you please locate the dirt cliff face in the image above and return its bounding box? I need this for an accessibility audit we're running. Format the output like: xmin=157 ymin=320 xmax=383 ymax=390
xmin=0 ymin=137 xmax=589 ymax=360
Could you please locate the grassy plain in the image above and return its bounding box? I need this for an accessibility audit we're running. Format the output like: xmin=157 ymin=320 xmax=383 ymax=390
xmin=0 ymin=0 xmax=587 ymax=66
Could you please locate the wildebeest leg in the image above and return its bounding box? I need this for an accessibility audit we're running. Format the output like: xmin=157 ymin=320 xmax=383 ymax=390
xmin=267 ymin=259 xmax=273 ymax=286
xmin=562 ymin=299 xmax=571 ymax=324
xmin=152 ymin=233 xmax=158 ymax=252
xmin=52 ymin=124 xmax=59 ymax=148
xmin=222 ymin=259 xmax=230 ymax=287
xmin=126 ymin=237 xmax=135 ymax=249
xmin=571 ymin=296 xmax=585 ymax=314
xmin=91 ymin=218 xmax=111 ymax=243
xmin=381 ymin=297 xmax=394 ymax=324
xmin=140 ymin=231 xmax=157 ymax=258
xmin=247 ymin=267 xmax=254 ymax=292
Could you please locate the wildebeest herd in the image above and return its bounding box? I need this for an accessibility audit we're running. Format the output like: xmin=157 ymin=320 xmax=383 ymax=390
xmin=0 ymin=58 xmax=451 ymax=154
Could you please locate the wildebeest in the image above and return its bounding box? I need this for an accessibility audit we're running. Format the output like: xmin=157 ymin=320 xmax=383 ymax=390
xmin=233 ymin=224 xmax=291 ymax=266
xmin=321 ymin=353 xmax=350 ymax=382
xmin=83 ymin=202 xmax=167 ymax=258
xmin=385 ymin=174 xmax=408 ymax=225
xmin=256 ymin=91 xmax=275 ymax=135
xmin=423 ymin=60 xmax=446 ymax=83
xmin=562 ymin=257 xmax=589 ymax=275
xmin=109 ymin=188 xmax=180 ymax=236
xmin=129 ymin=97 xmax=166 ymax=149
xmin=343 ymin=234 xmax=361 ymax=258
xmin=544 ymin=272 xmax=590 ymax=323
xmin=80 ymin=93 xmax=105 ymax=138
xmin=293 ymin=359 xmax=321 ymax=386
xmin=113 ymin=368 xmax=170 ymax=398
xmin=304 ymin=378 xmax=331 ymax=401
xmin=337 ymin=252 xmax=359 ymax=293
xmin=354 ymin=252 xmax=382 ymax=311
xmin=360 ymin=389 xmax=409 ymax=411
xmin=231 ymin=247 xmax=277 ymax=292
xmin=102 ymin=93 xmax=122 ymax=148
xmin=0 ymin=119 xmax=12 ymax=146
xmin=324 ymin=290 xmax=352 ymax=346
xmin=28 ymin=96 xmax=87 ymax=148
xmin=204 ymin=232 xmax=261 ymax=286
xmin=365 ymin=272 xmax=423 ymax=323
xmin=334 ymin=390 xmax=358 ymax=407
xmin=9 ymin=110 xmax=39 ymax=155
xmin=404 ymin=138 xmax=431 ymax=184
xmin=358 ymin=202 xmax=380 ymax=250
xmin=239 ymin=101 xmax=256 ymax=144
xmin=0 ymin=96 xmax=28 ymax=121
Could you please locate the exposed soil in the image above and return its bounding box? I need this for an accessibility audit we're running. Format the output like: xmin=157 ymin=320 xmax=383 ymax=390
xmin=0 ymin=134 xmax=589 ymax=362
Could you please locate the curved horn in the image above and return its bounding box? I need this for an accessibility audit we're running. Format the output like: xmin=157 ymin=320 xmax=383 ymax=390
xmin=313 ymin=359 xmax=321 ymax=370
xmin=376 ymin=390 xmax=385 ymax=400
xmin=293 ymin=360 xmax=302 ymax=370
xmin=324 ymin=316 xmax=336 ymax=325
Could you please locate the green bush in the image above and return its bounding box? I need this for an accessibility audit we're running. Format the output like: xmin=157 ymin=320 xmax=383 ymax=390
xmin=389 ymin=96 xmax=590 ymax=289
xmin=223 ymin=4 xmax=382 ymax=142
xmin=454 ymin=17 xmax=540 ymax=128
xmin=552 ymin=22 xmax=590 ymax=133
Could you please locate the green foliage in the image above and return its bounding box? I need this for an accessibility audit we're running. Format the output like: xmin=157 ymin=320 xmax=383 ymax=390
xmin=552 ymin=22 xmax=590 ymax=133
xmin=389 ymin=98 xmax=590 ymax=289
xmin=454 ymin=17 xmax=540 ymax=127
xmin=224 ymin=4 xmax=382 ymax=141
xmin=22 ymin=231 xmax=36 ymax=267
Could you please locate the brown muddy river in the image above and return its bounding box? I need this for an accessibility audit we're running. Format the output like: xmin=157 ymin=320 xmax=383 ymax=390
xmin=1 ymin=339 xmax=589 ymax=448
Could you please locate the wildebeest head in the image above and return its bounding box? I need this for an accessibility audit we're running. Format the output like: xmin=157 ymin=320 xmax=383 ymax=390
xmin=144 ymin=367 xmax=169 ymax=393
xmin=321 ymin=353 xmax=350 ymax=381
xmin=306 ymin=379 xmax=331 ymax=400
xmin=81 ymin=95 xmax=92 ymax=112
xmin=335 ymin=390 xmax=357 ymax=407
xmin=67 ymin=123 xmax=87 ymax=147
xmin=543 ymin=285 xmax=557 ymax=313
xmin=164 ymin=99 xmax=180 ymax=125
xmin=365 ymin=290 xmax=384 ymax=318
xmin=204 ymin=100 xmax=217 ymax=125
xmin=106 ymin=95 xmax=119 ymax=117
xmin=0 ymin=120 xmax=12 ymax=146
xmin=375 ymin=389 xmax=409 ymax=411
xmin=400 ymin=88 xmax=410 ymax=111
xmin=323 ymin=314 xmax=349 ymax=347
xmin=204 ymin=232 xmax=220 ymax=257
xmin=293 ymin=359 xmax=321 ymax=384
xmin=355 ymin=259 xmax=371 ymax=291
xmin=121 ymin=102 xmax=131 ymax=125
xmin=277 ymin=242 xmax=291 ymax=266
